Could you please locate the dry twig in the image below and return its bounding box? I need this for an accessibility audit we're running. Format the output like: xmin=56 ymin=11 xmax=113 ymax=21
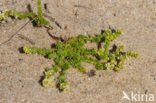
xmin=0 ymin=19 xmax=35 ymax=46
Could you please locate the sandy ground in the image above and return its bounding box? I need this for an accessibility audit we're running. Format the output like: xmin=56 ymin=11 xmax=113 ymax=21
xmin=0 ymin=0 xmax=156 ymax=103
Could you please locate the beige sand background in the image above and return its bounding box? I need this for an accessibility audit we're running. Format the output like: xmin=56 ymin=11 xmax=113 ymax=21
xmin=0 ymin=0 xmax=156 ymax=103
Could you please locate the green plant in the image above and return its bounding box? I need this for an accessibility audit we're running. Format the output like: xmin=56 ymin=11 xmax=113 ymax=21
xmin=0 ymin=0 xmax=49 ymax=27
xmin=23 ymin=29 xmax=139 ymax=92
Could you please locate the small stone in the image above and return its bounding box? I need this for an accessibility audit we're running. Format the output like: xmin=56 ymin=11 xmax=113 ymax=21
xmin=88 ymin=70 xmax=96 ymax=77
xmin=19 ymin=58 xmax=23 ymax=62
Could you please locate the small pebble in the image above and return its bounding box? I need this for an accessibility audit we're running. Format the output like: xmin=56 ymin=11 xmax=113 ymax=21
xmin=88 ymin=70 xmax=96 ymax=77
xmin=18 ymin=58 xmax=23 ymax=62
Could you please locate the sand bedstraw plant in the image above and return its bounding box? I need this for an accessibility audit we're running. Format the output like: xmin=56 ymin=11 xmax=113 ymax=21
xmin=23 ymin=29 xmax=139 ymax=92
xmin=0 ymin=0 xmax=49 ymax=27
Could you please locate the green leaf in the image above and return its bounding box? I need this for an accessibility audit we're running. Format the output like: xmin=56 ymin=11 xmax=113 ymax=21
xmin=36 ymin=0 xmax=50 ymax=26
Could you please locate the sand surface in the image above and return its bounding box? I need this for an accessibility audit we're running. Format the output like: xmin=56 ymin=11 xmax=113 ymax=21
xmin=0 ymin=0 xmax=156 ymax=103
